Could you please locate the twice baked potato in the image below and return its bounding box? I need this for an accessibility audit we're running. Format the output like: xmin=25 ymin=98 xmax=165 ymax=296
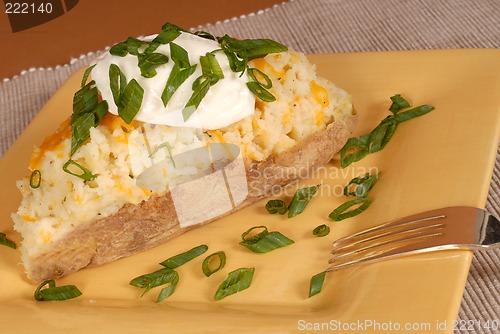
xmin=12 ymin=25 xmax=356 ymax=282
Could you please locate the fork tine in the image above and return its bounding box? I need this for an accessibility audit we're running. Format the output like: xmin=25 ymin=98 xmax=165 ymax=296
xmin=331 ymin=221 xmax=445 ymax=256
xmin=332 ymin=214 xmax=446 ymax=249
xmin=329 ymin=229 xmax=444 ymax=267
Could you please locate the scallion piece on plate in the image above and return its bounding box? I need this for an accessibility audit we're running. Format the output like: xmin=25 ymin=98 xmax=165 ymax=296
xmin=214 ymin=267 xmax=255 ymax=301
xmin=312 ymin=224 xmax=330 ymax=237
xmin=246 ymin=81 xmax=276 ymax=102
xmin=34 ymin=279 xmax=82 ymax=301
xmin=265 ymin=199 xmax=287 ymax=215
xmin=0 ymin=232 xmax=16 ymax=249
xmin=160 ymin=244 xmax=208 ymax=269
xmin=343 ymin=172 xmax=380 ymax=198
xmin=239 ymin=226 xmax=294 ymax=253
xmin=288 ymin=185 xmax=320 ymax=218
xmin=129 ymin=267 xmax=179 ymax=299
xmin=339 ymin=134 xmax=371 ymax=168
xmin=329 ymin=198 xmax=372 ymax=221
xmin=29 ymin=170 xmax=41 ymax=188
xmin=389 ymin=94 xmax=410 ymax=114
xmin=308 ymin=271 xmax=326 ymax=298
xmin=202 ymin=251 xmax=226 ymax=277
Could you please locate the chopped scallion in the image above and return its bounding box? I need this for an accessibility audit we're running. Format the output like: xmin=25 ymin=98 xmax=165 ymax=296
xmin=62 ymin=159 xmax=97 ymax=181
xmin=118 ymin=79 xmax=144 ymax=124
xmin=129 ymin=267 xmax=179 ymax=301
xmin=202 ymin=251 xmax=226 ymax=277
xmin=239 ymin=226 xmax=294 ymax=253
xmin=29 ymin=170 xmax=41 ymax=188
xmin=34 ymin=279 xmax=82 ymax=301
xmin=389 ymin=94 xmax=410 ymax=114
xmin=343 ymin=172 xmax=380 ymax=198
xmin=308 ymin=271 xmax=326 ymax=297
xmin=312 ymin=224 xmax=330 ymax=237
xmin=214 ymin=267 xmax=254 ymax=301
xmin=288 ymin=185 xmax=320 ymax=218
xmin=265 ymin=199 xmax=287 ymax=215
xmin=0 ymin=232 xmax=16 ymax=249
xmin=160 ymin=244 xmax=208 ymax=269
xmin=329 ymin=198 xmax=372 ymax=221
xmin=81 ymin=64 xmax=96 ymax=87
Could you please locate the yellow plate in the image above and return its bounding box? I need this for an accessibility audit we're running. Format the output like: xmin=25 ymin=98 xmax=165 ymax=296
xmin=1 ymin=49 xmax=499 ymax=334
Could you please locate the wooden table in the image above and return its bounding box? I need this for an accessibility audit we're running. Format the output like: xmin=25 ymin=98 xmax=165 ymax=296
xmin=1 ymin=0 xmax=284 ymax=79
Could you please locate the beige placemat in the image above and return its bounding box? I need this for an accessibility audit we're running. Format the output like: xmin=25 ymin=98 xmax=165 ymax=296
xmin=1 ymin=0 xmax=499 ymax=332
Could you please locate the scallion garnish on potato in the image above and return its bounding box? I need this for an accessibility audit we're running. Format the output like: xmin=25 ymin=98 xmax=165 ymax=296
xmin=29 ymin=169 xmax=41 ymax=188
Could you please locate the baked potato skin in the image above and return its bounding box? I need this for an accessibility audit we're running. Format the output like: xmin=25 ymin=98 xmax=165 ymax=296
xmin=28 ymin=115 xmax=357 ymax=282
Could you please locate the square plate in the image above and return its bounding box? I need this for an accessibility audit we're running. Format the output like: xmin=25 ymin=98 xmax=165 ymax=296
xmin=0 ymin=49 xmax=499 ymax=334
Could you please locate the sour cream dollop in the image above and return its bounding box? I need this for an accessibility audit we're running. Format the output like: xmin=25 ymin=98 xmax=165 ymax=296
xmin=92 ymin=32 xmax=255 ymax=130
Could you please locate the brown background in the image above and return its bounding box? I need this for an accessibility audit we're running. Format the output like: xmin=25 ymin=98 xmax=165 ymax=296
xmin=1 ymin=0 xmax=285 ymax=79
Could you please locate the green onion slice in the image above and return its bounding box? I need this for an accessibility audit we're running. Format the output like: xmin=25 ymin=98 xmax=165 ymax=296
xmin=70 ymin=112 xmax=95 ymax=155
xmin=309 ymin=271 xmax=326 ymax=298
xmin=109 ymin=64 xmax=127 ymax=106
xmin=137 ymin=53 xmax=169 ymax=78
xmin=329 ymin=198 xmax=372 ymax=221
xmin=81 ymin=64 xmax=96 ymax=87
xmin=73 ymin=80 xmax=98 ymax=115
xmin=194 ymin=31 xmax=216 ymax=40
xmin=62 ymin=159 xmax=97 ymax=181
xmin=152 ymin=29 xmax=181 ymax=45
xmin=214 ymin=267 xmax=255 ymax=301
xmin=0 ymin=232 xmax=16 ymax=249
xmin=343 ymin=172 xmax=380 ymax=198
xmin=161 ymin=64 xmax=197 ymax=107
xmin=160 ymin=244 xmax=208 ymax=269
xmin=118 ymin=79 xmax=144 ymax=124
xmin=129 ymin=267 xmax=179 ymax=299
xmin=218 ymin=36 xmax=288 ymax=61
xmin=288 ymin=185 xmax=320 ymax=218
xmin=239 ymin=226 xmax=294 ymax=253
xmin=265 ymin=199 xmax=287 ymax=215
xmin=183 ymin=77 xmax=211 ymax=121
xmin=202 ymin=251 xmax=226 ymax=277
xmin=170 ymin=42 xmax=190 ymax=68
xmin=313 ymin=224 xmax=330 ymax=237
xmin=149 ymin=142 xmax=176 ymax=167
xmin=246 ymin=82 xmax=276 ymax=102
xmin=389 ymin=94 xmax=410 ymax=114
xmin=248 ymin=67 xmax=272 ymax=89
xmin=369 ymin=118 xmax=397 ymax=153
xmin=109 ymin=37 xmax=144 ymax=57
xmin=339 ymin=134 xmax=370 ymax=168
xmin=393 ymin=105 xmax=435 ymax=123
xmin=34 ymin=279 xmax=82 ymax=301
xmin=161 ymin=22 xmax=186 ymax=32
xmin=29 ymin=170 xmax=41 ymax=188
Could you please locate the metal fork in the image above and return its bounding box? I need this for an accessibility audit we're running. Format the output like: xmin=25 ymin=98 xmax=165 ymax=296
xmin=327 ymin=206 xmax=500 ymax=271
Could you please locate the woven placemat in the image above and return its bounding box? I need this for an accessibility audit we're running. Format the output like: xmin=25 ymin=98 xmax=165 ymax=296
xmin=1 ymin=0 xmax=499 ymax=332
